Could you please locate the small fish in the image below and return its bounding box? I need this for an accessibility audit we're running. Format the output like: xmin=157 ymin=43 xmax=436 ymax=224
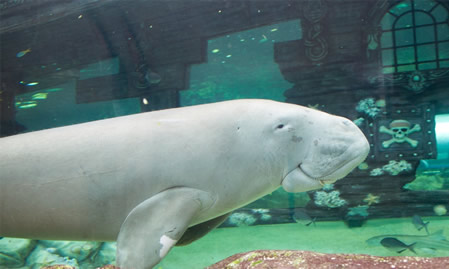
xmin=381 ymin=237 xmax=417 ymax=254
xmin=258 ymin=35 xmax=268 ymax=43
xmin=32 ymin=92 xmax=48 ymax=100
xmin=16 ymin=101 xmax=37 ymax=109
xmin=26 ymin=82 xmax=39 ymax=86
xmin=412 ymin=215 xmax=429 ymax=235
xmin=367 ymin=230 xmax=449 ymax=251
xmin=293 ymin=208 xmax=316 ymax=226
xmin=16 ymin=48 xmax=31 ymax=58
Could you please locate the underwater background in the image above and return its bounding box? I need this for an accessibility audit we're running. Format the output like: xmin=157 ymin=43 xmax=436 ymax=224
xmin=1 ymin=0 xmax=449 ymax=268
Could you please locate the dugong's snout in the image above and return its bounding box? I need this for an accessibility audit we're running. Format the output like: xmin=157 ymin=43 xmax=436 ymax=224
xmin=282 ymin=116 xmax=370 ymax=193
xmin=303 ymin=117 xmax=370 ymax=182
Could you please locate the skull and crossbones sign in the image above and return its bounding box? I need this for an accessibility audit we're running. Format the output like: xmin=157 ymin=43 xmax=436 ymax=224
xmin=379 ymin=120 xmax=421 ymax=148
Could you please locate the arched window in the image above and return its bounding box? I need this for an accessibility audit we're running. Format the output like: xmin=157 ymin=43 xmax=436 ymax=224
xmin=380 ymin=0 xmax=449 ymax=74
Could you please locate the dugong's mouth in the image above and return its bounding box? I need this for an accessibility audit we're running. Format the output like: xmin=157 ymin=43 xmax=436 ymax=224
xmin=298 ymin=165 xmax=337 ymax=186
xmin=281 ymin=165 xmax=329 ymax=193
xmin=282 ymin=150 xmax=367 ymax=193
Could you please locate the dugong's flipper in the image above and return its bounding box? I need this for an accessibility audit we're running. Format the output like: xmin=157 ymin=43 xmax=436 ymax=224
xmin=176 ymin=212 xmax=232 ymax=246
xmin=116 ymin=187 xmax=215 ymax=269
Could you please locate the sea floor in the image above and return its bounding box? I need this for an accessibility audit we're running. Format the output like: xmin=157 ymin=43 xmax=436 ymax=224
xmin=157 ymin=217 xmax=449 ymax=269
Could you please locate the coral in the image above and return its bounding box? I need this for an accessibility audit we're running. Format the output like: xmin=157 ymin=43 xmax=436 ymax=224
xmin=321 ymin=183 xmax=334 ymax=191
xmin=358 ymin=162 xmax=369 ymax=170
xmin=434 ymin=205 xmax=447 ymax=216
xmin=383 ymin=160 xmax=412 ymax=175
xmin=251 ymin=208 xmax=269 ymax=214
xmin=356 ymin=98 xmax=381 ymax=118
xmin=353 ymin=117 xmax=365 ymax=127
xmin=369 ymin=168 xmax=384 ymax=176
xmin=363 ymin=194 xmax=380 ymax=206
xmin=347 ymin=205 xmax=370 ymax=217
xmin=375 ymin=99 xmax=386 ymax=108
xmin=314 ymin=190 xmax=347 ymax=208
xmin=260 ymin=214 xmax=272 ymax=221
xmin=251 ymin=208 xmax=271 ymax=221
xmin=370 ymin=160 xmax=412 ymax=176
xmin=228 ymin=212 xmax=257 ymax=226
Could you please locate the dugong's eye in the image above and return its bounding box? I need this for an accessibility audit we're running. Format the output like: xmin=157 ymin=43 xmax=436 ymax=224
xmin=277 ymin=124 xmax=285 ymax=129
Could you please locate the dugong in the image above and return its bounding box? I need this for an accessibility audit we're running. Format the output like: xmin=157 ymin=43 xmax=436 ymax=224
xmin=0 ymin=99 xmax=369 ymax=268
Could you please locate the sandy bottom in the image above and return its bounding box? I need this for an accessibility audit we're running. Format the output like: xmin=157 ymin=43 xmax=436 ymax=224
xmin=157 ymin=217 xmax=449 ymax=269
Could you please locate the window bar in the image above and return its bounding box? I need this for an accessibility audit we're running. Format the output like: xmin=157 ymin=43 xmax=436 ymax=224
xmin=391 ymin=17 xmax=398 ymax=72
xmin=411 ymin=0 xmax=418 ymax=70
xmin=429 ymin=2 xmax=439 ymax=13
xmin=432 ymin=7 xmax=440 ymax=68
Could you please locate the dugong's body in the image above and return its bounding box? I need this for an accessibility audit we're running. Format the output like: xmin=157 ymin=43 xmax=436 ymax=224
xmin=0 ymin=99 xmax=369 ymax=268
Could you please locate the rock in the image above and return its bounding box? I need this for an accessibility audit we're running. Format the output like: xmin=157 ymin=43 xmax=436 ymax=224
xmin=206 ymin=250 xmax=449 ymax=269
xmin=79 ymin=242 xmax=116 ymax=269
xmin=41 ymin=265 xmax=76 ymax=269
xmin=42 ymin=265 xmax=116 ymax=269
xmin=26 ymin=245 xmax=79 ymax=269
xmin=0 ymin=238 xmax=37 ymax=267
xmin=39 ymin=240 xmax=101 ymax=262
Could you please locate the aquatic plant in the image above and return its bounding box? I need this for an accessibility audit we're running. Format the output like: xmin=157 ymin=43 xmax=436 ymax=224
xmin=314 ymin=190 xmax=347 ymax=208
xmin=356 ymin=98 xmax=381 ymax=118
xmin=347 ymin=205 xmax=370 ymax=217
xmin=404 ymin=174 xmax=447 ymax=191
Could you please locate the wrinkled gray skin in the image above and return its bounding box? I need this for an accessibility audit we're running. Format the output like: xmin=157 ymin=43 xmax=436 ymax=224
xmin=0 ymin=99 xmax=369 ymax=269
